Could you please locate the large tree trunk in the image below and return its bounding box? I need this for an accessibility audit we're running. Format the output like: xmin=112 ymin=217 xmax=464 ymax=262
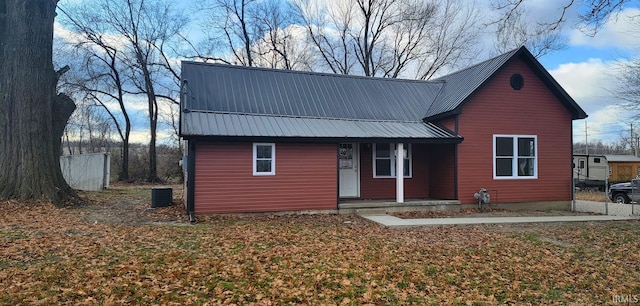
xmin=0 ymin=0 xmax=78 ymax=206
xmin=119 ymin=130 xmax=130 ymax=181
xmin=139 ymin=54 xmax=159 ymax=183
xmin=121 ymin=85 xmax=131 ymax=182
xmin=147 ymin=89 xmax=159 ymax=183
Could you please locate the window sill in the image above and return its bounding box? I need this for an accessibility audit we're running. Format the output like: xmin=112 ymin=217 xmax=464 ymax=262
xmin=253 ymin=172 xmax=276 ymax=176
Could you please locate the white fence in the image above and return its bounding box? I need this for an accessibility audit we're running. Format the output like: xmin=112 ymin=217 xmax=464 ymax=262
xmin=60 ymin=153 xmax=110 ymax=191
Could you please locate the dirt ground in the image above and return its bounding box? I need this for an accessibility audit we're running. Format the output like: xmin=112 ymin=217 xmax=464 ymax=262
xmin=74 ymin=185 xmax=609 ymax=225
xmin=575 ymin=190 xmax=608 ymax=202
xmin=75 ymin=183 xmax=189 ymax=225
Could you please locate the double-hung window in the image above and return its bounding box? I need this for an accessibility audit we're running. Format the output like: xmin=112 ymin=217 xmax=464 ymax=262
xmin=494 ymin=135 xmax=537 ymax=179
xmin=373 ymin=143 xmax=411 ymax=178
xmin=253 ymin=143 xmax=275 ymax=175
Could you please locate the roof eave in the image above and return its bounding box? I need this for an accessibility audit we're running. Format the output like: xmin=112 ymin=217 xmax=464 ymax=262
xmin=424 ymin=109 xmax=461 ymax=122
xmin=180 ymin=135 xmax=464 ymax=144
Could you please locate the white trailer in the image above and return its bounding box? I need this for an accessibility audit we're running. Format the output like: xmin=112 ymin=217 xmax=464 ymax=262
xmin=573 ymin=154 xmax=608 ymax=191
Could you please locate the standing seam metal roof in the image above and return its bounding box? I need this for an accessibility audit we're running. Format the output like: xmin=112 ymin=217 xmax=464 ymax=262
xmin=181 ymin=62 xmax=443 ymax=122
xmin=182 ymin=111 xmax=460 ymax=140
xmin=180 ymin=46 xmax=587 ymax=139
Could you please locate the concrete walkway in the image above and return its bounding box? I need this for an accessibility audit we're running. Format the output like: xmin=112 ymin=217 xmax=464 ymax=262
xmin=361 ymin=214 xmax=639 ymax=227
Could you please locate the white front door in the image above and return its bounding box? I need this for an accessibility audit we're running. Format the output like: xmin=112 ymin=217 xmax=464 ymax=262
xmin=339 ymin=143 xmax=359 ymax=197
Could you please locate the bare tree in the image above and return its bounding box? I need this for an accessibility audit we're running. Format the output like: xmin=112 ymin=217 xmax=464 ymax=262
xmin=615 ymin=56 xmax=640 ymax=121
xmin=0 ymin=0 xmax=78 ymax=206
xmin=198 ymin=0 xmax=306 ymax=69
xmin=414 ymin=0 xmax=481 ymax=80
xmin=352 ymin=0 xmax=405 ymax=76
xmin=490 ymin=1 xmax=568 ymax=57
xmin=574 ymin=139 xmax=633 ymax=154
xmin=158 ymin=102 xmax=181 ymax=146
xmin=294 ymin=0 xmax=480 ymax=78
xmin=83 ymin=0 xmax=188 ymax=182
xmin=61 ymin=100 xmax=114 ymax=155
xmin=492 ymin=0 xmax=631 ymax=38
xmin=250 ymin=1 xmax=311 ymax=69
xmin=198 ymin=0 xmax=260 ymax=66
xmin=57 ymin=4 xmax=134 ymax=180
xmin=295 ymin=0 xmax=357 ymax=74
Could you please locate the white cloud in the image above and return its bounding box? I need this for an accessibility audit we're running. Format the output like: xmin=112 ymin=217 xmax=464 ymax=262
xmin=573 ymin=105 xmax=632 ymax=143
xmin=569 ymin=8 xmax=640 ymax=49
xmin=549 ymin=58 xmax=620 ymax=114
xmin=524 ymin=0 xmax=582 ymax=24
xmin=54 ymin=16 xmax=131 ymax=54
xmin=550 ymin=57 xmax=638 ymax=142
xmin=101 ymin=96 xmax=148 ymax=115
xmin=129 ymin=129 xmax=176 ymax=144
xmin=54 ymin=21 xmax=82 ymax=44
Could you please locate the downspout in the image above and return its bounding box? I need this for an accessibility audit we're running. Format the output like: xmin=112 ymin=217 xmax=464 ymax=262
xmin=187 ymin=140 xmax=196 ymax=223
xmin=336 ymin=143 xmax=340 ymax=210
xmin=454 ymin=116 xmax=459 ymax=200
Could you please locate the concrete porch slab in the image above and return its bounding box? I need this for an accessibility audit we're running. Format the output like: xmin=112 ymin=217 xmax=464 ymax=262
xmin=338 ymin=199 xmax=460 ymax=215
xmin=361 ymin=214 xmax=639 ymax=227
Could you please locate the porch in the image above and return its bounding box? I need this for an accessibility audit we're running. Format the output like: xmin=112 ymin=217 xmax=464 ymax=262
xmin=338 ymin=142 xmax=458 ymax=204
xmin=338 ymin=198 xmax=460 ymax=215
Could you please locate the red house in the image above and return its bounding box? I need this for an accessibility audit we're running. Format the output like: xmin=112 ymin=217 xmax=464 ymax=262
xmin=180 ymin=46 xmax=587 ymax=215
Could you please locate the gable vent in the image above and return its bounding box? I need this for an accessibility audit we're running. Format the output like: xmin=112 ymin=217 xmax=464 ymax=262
xmin=510 ymin=73 xmax=524 ymax=90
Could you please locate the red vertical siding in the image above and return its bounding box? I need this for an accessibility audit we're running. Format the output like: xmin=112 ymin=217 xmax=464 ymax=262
xmin=438 ymin=117 xmax=457 ymax=133
xmin=428 ymin=144 xmax=456 ymax=199
xmin=456 ymin=57 xmax=573 ymax=204
xmin=194 ymin=142 xmax=337 ymax=213
xmin=359 ymin=144 xmax=430 ymax=199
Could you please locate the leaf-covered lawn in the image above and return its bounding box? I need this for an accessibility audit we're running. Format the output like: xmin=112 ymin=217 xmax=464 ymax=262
xmin=1 ymin=188 xmax=639 ymax=305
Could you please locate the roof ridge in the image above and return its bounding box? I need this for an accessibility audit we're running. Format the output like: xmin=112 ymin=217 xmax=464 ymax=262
xmin=432 ymin=47 xmax=521 ymax=81
xmin=182 ymin=60 xmax=444 ymax=84
xmin=424 ymin=80 xmax=448 ymax=118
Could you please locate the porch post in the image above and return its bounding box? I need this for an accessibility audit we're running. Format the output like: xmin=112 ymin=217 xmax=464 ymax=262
xmin=396 ymin=143 xmax=404 ymax=203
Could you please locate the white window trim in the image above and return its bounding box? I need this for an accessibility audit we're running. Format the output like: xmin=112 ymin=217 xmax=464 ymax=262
xmin=253 ymin=143 xmax=275 ymax=176
xmin=493 ymin=135 xmax=538 ymax=180
xmin=373 ymin=143 xmax=412 ymax=178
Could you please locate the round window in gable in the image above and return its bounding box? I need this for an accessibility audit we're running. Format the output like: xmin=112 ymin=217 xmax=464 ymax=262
xmin=510 ymin=73 xmax=524 ymax=90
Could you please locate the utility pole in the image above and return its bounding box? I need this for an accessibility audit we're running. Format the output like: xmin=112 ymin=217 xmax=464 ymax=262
xmin=585 ymin=121 xmax=589 ymax=155
xmin=633 ymin=124 xmax=637 ymax=157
